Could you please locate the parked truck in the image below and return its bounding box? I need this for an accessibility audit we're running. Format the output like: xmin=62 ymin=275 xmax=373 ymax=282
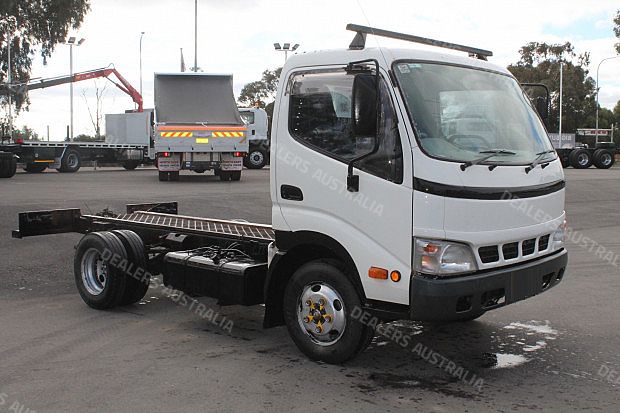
xmin=553 ymin=128 xmax=616 ymax=169
xmin=153 ymin=73 xmax=247 ymax=181
xmin=239 ymin=107 xmax=270 ymax=169
xmin=12 ymin=24 xmax=568 ymax=363
xmin=0 ymin=67 xmax=153 ymax=176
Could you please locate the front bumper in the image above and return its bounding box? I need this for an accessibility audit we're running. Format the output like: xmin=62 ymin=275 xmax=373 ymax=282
xmin=410 ymin=249 xmax=568 ymax=321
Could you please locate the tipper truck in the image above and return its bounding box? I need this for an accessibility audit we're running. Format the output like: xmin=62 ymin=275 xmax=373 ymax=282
xmin=153 ymin=73 xmax=248 ymax=181
xmin=12 ymin=24 xmax=568 ymax=363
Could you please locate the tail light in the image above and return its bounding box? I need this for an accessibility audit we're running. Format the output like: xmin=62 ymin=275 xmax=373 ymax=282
xmin=15 ymin=138 xmax=24 ymax=144
xmin=161 ymin=152 xmax=171 ymax=158
xmin=233 ymin=152 xmax=246 ymax=157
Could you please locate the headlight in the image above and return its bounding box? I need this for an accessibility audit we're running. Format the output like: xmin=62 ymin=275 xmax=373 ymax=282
xmin=414 ymin=238 xmax=478 ymax=276
xmin=552 ymin=219 xmax=567 ymax=249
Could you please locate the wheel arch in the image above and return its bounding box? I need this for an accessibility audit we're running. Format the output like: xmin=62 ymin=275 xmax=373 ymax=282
xmin=263 ymin=230 xmax=366 ymax=328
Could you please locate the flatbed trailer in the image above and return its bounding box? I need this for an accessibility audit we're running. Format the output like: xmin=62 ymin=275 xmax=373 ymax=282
xmin=0 ymin=140 xmax=150 ymax=173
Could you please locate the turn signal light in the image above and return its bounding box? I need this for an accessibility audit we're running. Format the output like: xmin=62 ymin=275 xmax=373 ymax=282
xmin=390 ymin=271 xmax=401 ymax=282
xmin=368 ymin=267 xmax=388 ymax=280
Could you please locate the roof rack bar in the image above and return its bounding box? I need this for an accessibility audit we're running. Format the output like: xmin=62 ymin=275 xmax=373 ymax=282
xmin=346 ymin=23 xmax=493 ymax=60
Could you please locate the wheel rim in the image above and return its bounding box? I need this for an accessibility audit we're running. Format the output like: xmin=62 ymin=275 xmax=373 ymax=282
xmin=249 ymin=151 xmax=264 ymax=166
xmin=601 ymin=153 xmax=612 ymax=166
xmin=66 ymin=153 xmax=79 ymax=168
xmin=81 ymin=248 xmax=107 ymax=295
xmin=297 ymin=283 xmax=346 ymax=346
xmin=578 ymin=153 xmax=589 ymax=166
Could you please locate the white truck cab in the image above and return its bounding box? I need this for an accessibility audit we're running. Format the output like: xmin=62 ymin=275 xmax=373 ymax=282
xmin=264 ymin=24 xmax=567 ymax=361
xmin=239 ymin=107 xmax=270 ymax=169
xmin=14 ymin=25 xmax=568 ymax=365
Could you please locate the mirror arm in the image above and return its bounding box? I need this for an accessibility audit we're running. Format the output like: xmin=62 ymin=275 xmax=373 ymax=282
xmin=347 ymin=59 xmax=381 ymax=192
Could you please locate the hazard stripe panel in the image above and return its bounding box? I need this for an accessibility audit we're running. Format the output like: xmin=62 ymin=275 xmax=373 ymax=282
xmin=212 ymin=132 xmax=244 ymax=137
xmin=160 ymin=132 xmax=193 ymax=138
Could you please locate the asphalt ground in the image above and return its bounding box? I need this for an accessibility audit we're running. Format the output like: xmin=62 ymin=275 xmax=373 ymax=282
xmin=0 ymin=166 xmax=619 ymax=412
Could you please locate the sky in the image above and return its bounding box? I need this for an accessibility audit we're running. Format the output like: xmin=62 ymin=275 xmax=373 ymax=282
xmin=8 ymin=0 xmax=620 ymax=140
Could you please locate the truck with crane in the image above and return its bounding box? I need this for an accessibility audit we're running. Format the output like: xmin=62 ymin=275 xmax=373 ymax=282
xmin=0 ymin=66 xmax=151 ymax=176
xmin=12 ymin=24 xmax=568 ymax=363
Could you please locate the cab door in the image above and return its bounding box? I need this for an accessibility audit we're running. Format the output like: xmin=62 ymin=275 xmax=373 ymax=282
xmin=272 ymin=66 xmax=413 ymax=304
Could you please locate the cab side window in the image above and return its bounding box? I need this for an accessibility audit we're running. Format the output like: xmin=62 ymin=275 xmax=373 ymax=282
xmin=288 ymin=70 xmax=403 ymax=183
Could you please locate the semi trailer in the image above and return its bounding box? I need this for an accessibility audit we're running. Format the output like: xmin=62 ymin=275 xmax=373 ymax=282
xmin=12 ymin=24 xmax=568 ymax=363
xmin=0 ymin=67 xmax=152 ymax=176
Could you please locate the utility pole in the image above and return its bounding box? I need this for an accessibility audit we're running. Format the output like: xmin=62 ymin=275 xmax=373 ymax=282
xmin=595 ymin=56 xmax=619 ymax=135
xmin=194 ymin=0 xmax=198 ymax=72
xmin=7 ymin=20 xmax=13 ymax=139
xmin=139 ymin=32 xmax=145 ymax=100
xmin=558 ymin=62 xmax=563 ymax=137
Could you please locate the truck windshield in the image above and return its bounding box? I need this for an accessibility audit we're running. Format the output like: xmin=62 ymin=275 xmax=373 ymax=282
xmin=393 ymin=62 xmax=555 ymax=165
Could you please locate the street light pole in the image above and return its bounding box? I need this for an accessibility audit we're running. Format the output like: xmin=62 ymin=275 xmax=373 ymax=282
xmin=139 ymin=32 xmax=145 ymax=100
xmin=65 ymin=37 xmax=85 ymax=141
xmin=194 ymin=0 xmax=198 ymax=72
xmin=7 ymin=21 xmax=12 ymax=139
xmin=595 ymin=55 xmax=620 ymax=135
xmin=559 ymin=62 xmax=563 ymax=137
xmin=273 ymin=42 xmax=300 ymax=63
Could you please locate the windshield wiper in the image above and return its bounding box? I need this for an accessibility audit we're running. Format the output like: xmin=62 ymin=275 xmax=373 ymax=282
xmin=525 ymin=150 xmax=556 ymax=174
xmin=460 ymin=149 xmax=517 ymax=171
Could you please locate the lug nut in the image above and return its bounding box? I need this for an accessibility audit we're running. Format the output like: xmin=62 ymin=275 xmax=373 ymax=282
xmin=303 ymin=316 xmax=310 ymax=323
xmin=306 ymin=300 xmax=312 ymax=306
xmin=324 ymin=315 xmax=332 ymax=323
xmin=315 ymin=326 xmax=323 ymax=333
xmin=318 ymin=298 xmax=326 ymax=306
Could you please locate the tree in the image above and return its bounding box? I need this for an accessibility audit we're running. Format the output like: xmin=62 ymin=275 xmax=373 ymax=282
xmin=1 ymin=0 xmax=91 ymax=112
xmin=615 ymin=10 xmax=620 ymax=54
xmin=238 ymin=68 xmax=281 ymax=119
xmin=13 ymin=125 xmax=39 ymax=141
xmin=82 ymin=80 xmax=108 ymax=139
xmin=508 ymin=42 xmax=596 ymax=133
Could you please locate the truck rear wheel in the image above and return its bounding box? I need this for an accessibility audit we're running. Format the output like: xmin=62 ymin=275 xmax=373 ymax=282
xmin=122 ymin=160 xmax=140 ymax=170
xmin=74 ymin=232 xmax=128 ymax=310
xmin=111 ymin=230 xmax=150 ymax=305
xmin=569 ymin=149 xmax=592 ymax=169
xmin=283 ymin=260 xmax=374 ymax=364
xmin=593 ymin=149 xmax=614 ymax=169
xmin=23 ymin=163 xmax=48 ymax=173
xmin=59 ymin=150 xmax=81 ymax=173
xmin=230 ymin=170 xmax=241 ymax=181
xmin=158 ymin=171 xmax=179 ymax=181
xmin=219 ymin=171 xmax=231 ymax=181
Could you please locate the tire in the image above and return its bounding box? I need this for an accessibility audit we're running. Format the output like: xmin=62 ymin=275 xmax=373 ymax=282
xmin=593 ymin=149 xmax=615 ymax=169
xmin=23 ymin=163 xmax=48 ymax=173
xmin=158 ymin=171 xmax=169 ymax=181
xmin=244 ymin=148 xmax=267 ymax=169
xmin=122 ymin=160 xmax=140 ymax=170
xmin=219 ymin=171 xmax=231 ymax=181
xmin=569 ymin=149 xmax=592 ymax=169
xmin=230 ymin=170 xmax=241 ymax=181
xmin=74 ymin=232 xmax=128 ymax=310
xmin=0 ymin=154 xmax=17 ymax=178
xmin=169 ymin=171 xmax=180 ymax=181
xmin=59 ymin=150 xmax=81 ymax=173
xmin=111 ymin=230 xmax=150 ymax=305
xmin=283 ymin=260 xmax=373 ymax=364
xmin=559 ymin=155 xmax=570 ymax=168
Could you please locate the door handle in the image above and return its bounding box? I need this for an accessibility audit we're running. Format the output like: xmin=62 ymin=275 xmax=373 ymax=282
xmin=281 ymin=184 xmax=303 ymax=201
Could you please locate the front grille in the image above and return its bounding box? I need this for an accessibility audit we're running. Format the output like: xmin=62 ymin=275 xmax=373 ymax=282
xmin=522 ymin=238 xmax=536 ymax=256
xmin=478 ymin=234 xmax=553 ymax=265
xmin=478 ymin=246 xmax=500 ymax=263
xmin=502 ymin=242 xmax=519 ymax=259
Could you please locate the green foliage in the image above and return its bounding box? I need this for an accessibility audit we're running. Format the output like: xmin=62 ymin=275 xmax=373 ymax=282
xmin=74 ymin=133 xmax=103 ymax=142
xmin=238 ymin=68 xmax=282 ymax=111
xmin=0 ymin=0 xmax=91 ymax=111
xmin=615 ymin=10 xmax=620 ymax=54
xmin=13 ymin=125 xmax=39 ymax=141
xmin=508 ymin=42 xmax=596 ymax=133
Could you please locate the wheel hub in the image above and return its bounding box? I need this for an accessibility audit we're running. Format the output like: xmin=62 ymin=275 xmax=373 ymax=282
xmin=81 ymin=248 xmax=107 ymax=296
xmin=297 ymin=283 xmax=346 ymax=346
xmin=250 ymin=151 xmax=264 ymax=165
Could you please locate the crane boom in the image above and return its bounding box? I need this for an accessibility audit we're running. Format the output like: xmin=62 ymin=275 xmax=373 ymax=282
xmin=1 ymin=67 xmax=144 ymax=112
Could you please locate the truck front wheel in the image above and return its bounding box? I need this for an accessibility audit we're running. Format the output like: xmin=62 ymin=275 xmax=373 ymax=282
xmin=283 ymin=260 xmax=374 ymax=364
xmin=0 ymin=154 xmax=17 ymax=178
xmin=244 ymin=148 xmax=267 ymax=169
xmin=569 ymin=149 xmax=592 ymax=169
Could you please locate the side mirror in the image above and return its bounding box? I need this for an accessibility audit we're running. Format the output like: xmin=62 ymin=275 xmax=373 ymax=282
xmin=535 ymin=96 xmax=549 ymax=124
xmin=352 ymin=73 xmax=378 ymax=137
